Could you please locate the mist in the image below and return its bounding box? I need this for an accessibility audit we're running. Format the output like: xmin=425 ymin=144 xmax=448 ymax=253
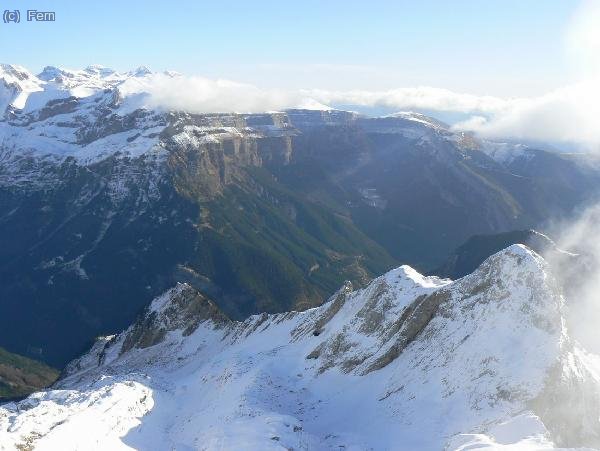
xmin=543 ymin=204 xmax=600 ymax=354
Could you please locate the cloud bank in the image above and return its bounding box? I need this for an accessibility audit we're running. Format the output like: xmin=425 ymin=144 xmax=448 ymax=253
xmin=451 ymin=81 xmax=600 ymax=148
xmin=119 ymin=74 xmax=600 ymax=149
xmin=310 ymin=85 xmax=600 ymax=148
xmin=118 ymin=73 xmax=329 ymax=114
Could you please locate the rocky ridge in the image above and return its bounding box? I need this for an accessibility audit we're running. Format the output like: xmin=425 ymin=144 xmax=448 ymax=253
xmin=2 ymin=245 xmax=599 ymax=450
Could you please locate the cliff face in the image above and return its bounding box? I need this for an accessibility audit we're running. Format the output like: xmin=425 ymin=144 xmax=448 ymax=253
xmin=0 ymin=103 xmax=396 ymax=366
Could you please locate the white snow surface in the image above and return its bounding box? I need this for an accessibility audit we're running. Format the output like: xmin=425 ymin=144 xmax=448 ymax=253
xmin=0 ymin=64 xmax=171 ymax=168
xmin=479 ymin=141 xmax=533 ymax=165
xmin=1 ymin=245 xmax=599 ymax=450
xmin=0 ymin=64 xmax=45 ymax=112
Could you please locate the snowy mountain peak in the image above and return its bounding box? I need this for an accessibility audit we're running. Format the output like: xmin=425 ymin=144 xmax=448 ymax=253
xmin=119 ymin=283 xmax=230 ymax=354
xmin=37 ymin=65 xmax=70 ymax=81
xmin=0 ymin=64 xmax=158 ymax=119
xmin=162 ymin=69 xmax=182 ymax=78
xmin=3 ymin=244 xmax=598 ymax=450
xmin=83 ymin=64 xmax=117 ymax=77
xmin=0 ymin=63 xmax=35 ymax=82
xmin=475 ymin=242 xmax=546 ymax=276
xmin=131 ymin=66 xmax=152 ymax=77
xmin=0 ymin=63 xmax=44 ymax=113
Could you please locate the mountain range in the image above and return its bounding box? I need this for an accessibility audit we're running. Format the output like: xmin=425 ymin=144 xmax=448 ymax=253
xmin=1 ymin=64 xmax=600 ymax=377
xmin=1 ymin=245 xmax=598 ymax=450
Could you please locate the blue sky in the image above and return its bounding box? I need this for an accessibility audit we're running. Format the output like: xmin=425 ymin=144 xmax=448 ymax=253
xmin=0 ymin=0 xmax=580 ymax=96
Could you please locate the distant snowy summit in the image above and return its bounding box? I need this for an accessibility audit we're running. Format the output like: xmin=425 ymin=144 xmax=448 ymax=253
xmin=2 ymin=244 xmax=599 ymax=450
xmin=0 ymin=63 xmax=531 ymax=168
xmin=0 ymin=63 xmax=161 ymax=114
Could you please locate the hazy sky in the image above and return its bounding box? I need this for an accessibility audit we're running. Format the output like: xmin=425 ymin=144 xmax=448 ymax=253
xmin=0 ymin=0 xmax=580 ymax=96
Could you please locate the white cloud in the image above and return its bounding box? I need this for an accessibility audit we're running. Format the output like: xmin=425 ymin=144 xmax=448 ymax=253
xmin=118 ymin=67 xmax=600 ymax=147
xmin=305 ymin=87 xmax=511 ymax=114
xmin=451 ymin=81 xmax=600 ymax=148
xmin=117 ymin=71 xmax=600 ymax=148
xmin=118 ymin=73 xmax=328 ymax=114
xmin=119 ymin=73 xmax=513 ymax=116
xmin=451 ymin=0 xmax=600 ymax=149
xmin=306 ymin=81 xmax=600 ymax=148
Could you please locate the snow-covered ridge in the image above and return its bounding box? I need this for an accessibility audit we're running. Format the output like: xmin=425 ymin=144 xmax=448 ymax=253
xmin=0 ymin=64 xmax=45 ymax=113
xmin=0 ymin=63 xmax=157 ymax=115
xmin=479 ymin=140 xmax=533 ymax=164
xmin=2 ymin=244 xmax=599 ymax=450
xmin=0 ymin=63 xmax=527 ymax=171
